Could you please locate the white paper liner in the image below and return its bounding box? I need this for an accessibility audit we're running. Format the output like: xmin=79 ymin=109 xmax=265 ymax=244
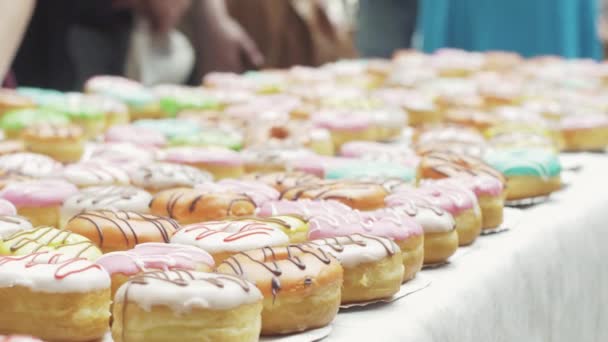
xmin=101 ymin=326 xmax=332 ymax=342
xmin=260 ymin=325 xmax=333 ymax=342
xmin=481 ymin=207 xmax=523 ymax=235
xmin=505 ymin=195 xmax=550 ymax=208
xmin=339 ymin=274 xmax=432 ymax=309
xmin=422 ymin=260 xmax=449 ymax=269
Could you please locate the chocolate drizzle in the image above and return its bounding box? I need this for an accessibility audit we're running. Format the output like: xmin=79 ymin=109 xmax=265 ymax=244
xmin=3 ymin=226 xmax=98 ymax=257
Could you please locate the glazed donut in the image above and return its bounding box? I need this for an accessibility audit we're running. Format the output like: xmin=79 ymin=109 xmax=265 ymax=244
xmin=234 ymin=215 xmax=310 ymax=243
xmin=0 ymin=140 xmax=25 ymax=156
xmin=290 ymin=154 xmax=355 ymax=178
xmin=96 ymin=242 xmax=215 ymax=296
xmin=195 ymin=179 xmax=279 ymax=206
xmin=242 ymin=171 xmax=321 ymax=193
xmin=415 ymin=125 xmax=487 ymax=146
xmin=416 ymin=151 xmax=505 ymax=183
xmin=161 ymin=146 xmax=244 ymax=179
xmin=258 ymin=199 xmax=424 ymax=282
xmin=387 ymin=183 xmax=482 ymax=246
xmin=339 ymin=141 xmax=420 ymax=167
xmin=0 ymin=252 xmax=110 ymax=341
xmin=380 ymin=198 xmax=458 ymax=265
xmin=240 ymin=146 xmax=316 ymax=173
xmin=112 ymin=270 xmax=263 ymax=342
xmin=56 ymin=161 xmax=131 ymax=188
xmin=559 ymin=114 xmax=608 ymax=151
xmin=0 ymin=108 xmax=69 ymax=139
xmin=0 ymin=216 xmax=32 ymax=239
xmin=311 ymin=109 xmax=377 ymax=148
xmin=171 ymin=219 xmax=289 ymax=263
xmin=0 ymin=88 xmax=34 ymax=115
xmin=104 ymin=124 xmax=167 ymax=148
xmin=149 ymin=187 xmax=256 ymax=224
xmin=415 ymin=141 xmax=490 ymax=159
xmin=325 ymin=160 xmax=416 ymax=183
xmin=0 ymin=180 xmax=78 ymax=227
xmin=22 ymin=124 xmax=85 ymax=163
xmin=0 ymin=226 xmax=102 ymax=260
xmin=484 ymin=148 xmax=562 ymax=200
xmin=217 ymin=245 xmax=343 ymax=335
xmin=0 ymin=171 xmax=32 ymax=191
xmin=132 ymin=118 xmax=200 ymax=140
xmin=444 ymin=109 xmax=497 ymax=132
xmin=488 ymin=131 xmax=556 ymax=151
xmin=279 ymin=180 xmax=389 ymax=211
xmin=129 ymin=162 xmax=213 ymax=193
xmin=60 ymin=186 xmax=153 ymax=227
xmin=305 ymin=234 xmax=403 ymax=303
xmin=86 ymin=142 xmax=156 ymax=168
xmin=44 ymin=93 xmax=108 ymax=138
xmin=0 ymin=199 xmax=16 ymax=216
xmin=371 ymin=88 xmax=441 ymax=126
xmin=0 ymin=152 xmax=62 ymax=178
xmin=65 ymin=210 xmax=180 ymax=253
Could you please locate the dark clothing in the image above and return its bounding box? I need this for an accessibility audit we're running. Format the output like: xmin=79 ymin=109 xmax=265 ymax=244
xmin=13 ymin=0 xmax=133 ymax=91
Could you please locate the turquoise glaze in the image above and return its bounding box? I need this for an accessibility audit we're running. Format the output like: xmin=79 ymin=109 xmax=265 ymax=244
xmin=17 ymin=87 xmax=64 ymax=106
xmin=133 ymin=119 xmax=200 ymax=139
xmin=325 ymin=161 xmax=415 ymax=182
xmin=484 ymin=149 xmax=561 ymax=178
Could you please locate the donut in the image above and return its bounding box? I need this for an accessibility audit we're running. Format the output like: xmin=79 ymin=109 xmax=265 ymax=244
xmin=559 ymin=114 xmax=608 ymax=151
xmin=241 ymin=171 xmax=321 ymax=193
xmin=65 ymin=210 xmax=180 ymax=253
xmin=60 ymin=186 xmax=153 ymax=227
xmin=339 ymin=141 xmax=420 ymax=167
xmin=415 ymin=125 xmax=487 ymax=146
xmin=372 ymin=88 xmax=441 ymax=126
xmin=0 ymin=108 xmax=69 ymax=139
xmin=84 ymin=75 xmax=162 ymax=120
xmin=312 ymin=109 xmax=376 ymax=148
xmin=152 ymin=85 xmax=223 ymax=117
xmin=234 ymin=215 xmax=309 ymax=243
xmin=161 ymin=147 xmax=244 ymax=179
xmin=0 ymin=171 xmax=32 ymax=191
xmin=56 ymin=161 xmax=131 ymax=188
xmin=149 ymin=188 xmax=256 ymax=224
xmin=170 ymin=126 xmax=244 ymax=151
xmin=129 ymin=162 xmax=213 ymax=193
xmin=112 ymin=270 xmax=263 ymax=342
xmin=430 ymin=49 xmax=484 ymax=77
xmin=240 ymin=145 xmax=316 ymax=173
xmin=96 ymin=242 xmax=214 ymax=296
xmin=484 ymin=148 xmax=562 ymax=200
xmin=258 ymin=199 xmax=424 ymax=282
xmin=0 ymin=180 xmax=78 ymax=227
xmin=289 ymin=154 xmax=355 ymax=178
xmin=415 ymin=141 xmax=490 ymax=159
xmin=0 ymin=252 xmax=110 ymax=341
xmin=132 ymin=118 xmax=200 ymax=139
xmin=305 ymin=234 xmax=403 ymax=303
xmin=325 ymin=161 xmax=416 ymax=183
xmin=0 ymin=88 xmax=34 ymax=116
xmin=416 ymin=150 xmax=505 ymax=183
xmin=16 ymin=87 xmax=64 ymax=106
xmin=279 ymin=180 xmax=389 ymax=211
xmin=44 ymin=93 xmax=107 ymax=138
xmin=195 ymin=179 xmax=280 ymax=206
xmin=22 ymin=124 xmax=85 ymax=163
xmin=0 ymin=199 xmax=16 ymax=216
xmin=86 ymin=142 xmax=156 ymax=169
xmin=426 ymin=175 xmax=505 ymax=229
xmin=380 ymin=197 xmax=457 ymax=265
xmin=217 ymin=245 xmax=343 ymax=335
xmin=0 ymin=153 xmax=63 ymax=178
xmin=104 ymin=124 xmax=167 ymax=148
xmin=171 ymin=219 xmax=289 ymax=263
xmin=89 ymin=94 xmax=130 ymax=128
xmin=0 ymin=140 xmax=25 ymax=156
xmin=0 ymin=226 xmax=102 ymax=260
xmin=444 ymin=108 xmax=497 ymax=132
xmin=387 ymin=183 xmax=482 ymax=246
xmin=0 ymin=216 xmax=32 ymax=239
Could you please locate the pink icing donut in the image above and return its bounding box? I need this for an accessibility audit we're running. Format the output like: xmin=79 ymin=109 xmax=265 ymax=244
xmin=289 ymin=155 xmax=354 ymax=178
xmin=96 ymin=242 xmax=215 ymax=276
xmin=0 ymin=180 xmax=78 ymax=208
xmin=312 ymin=110 xmax=372 ymax=132
xmin=387 ymin=183 xmax=478 ymax=216
xmin=0 ymin=199 xmax=16 ymax=216
xmin=195 ymin=179 xmax=279 ymax=206
xmin=162 ymin=147 xmax=243 ymax=167
xmin=423 ymin=175 xmax=504 ymax=197
xmin=104 ymin=124 xmax=167 ymax=148
xmin=86 ymin=142 xmax=157 ymax=168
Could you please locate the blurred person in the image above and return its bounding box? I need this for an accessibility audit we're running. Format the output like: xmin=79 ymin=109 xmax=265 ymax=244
xmin=420 ymin=0 xmax=602 ymax=59
xmin=0 ymin=0 xmax=35 ymax=87
xmin=356 ymin=0 xmax=418 ymax=58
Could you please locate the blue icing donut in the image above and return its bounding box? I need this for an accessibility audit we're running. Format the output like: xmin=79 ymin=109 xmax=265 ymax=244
xmin=484 ymin=148 xmax=561 ymax=178
xmin=325 ymin=161 xmax=415 ymax=182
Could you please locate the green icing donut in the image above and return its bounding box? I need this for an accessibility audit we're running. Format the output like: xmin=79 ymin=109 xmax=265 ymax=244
xmin=1 ymin=108 xmax=70 ymax=131
xmin=484 ymin=149 xmax=561 ymax=178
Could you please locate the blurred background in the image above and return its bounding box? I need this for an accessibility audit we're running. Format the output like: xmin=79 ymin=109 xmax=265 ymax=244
xmin=3 ymin=0 xmax=606 ymax=90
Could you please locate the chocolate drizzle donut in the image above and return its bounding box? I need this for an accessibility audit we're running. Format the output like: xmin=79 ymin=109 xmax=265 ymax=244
xmin=418 ymin=151 xmax=505 ymax=182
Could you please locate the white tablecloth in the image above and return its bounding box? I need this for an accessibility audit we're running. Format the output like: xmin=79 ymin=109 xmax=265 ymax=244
xmin=328 ymin=153 xmax=608 ymax=342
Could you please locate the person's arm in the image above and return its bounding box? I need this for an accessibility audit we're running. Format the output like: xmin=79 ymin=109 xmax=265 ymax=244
xmin=192 ymin=0 xmax=263 ymax=76
xmin=0 ymin=0 xmax=35 ymax=80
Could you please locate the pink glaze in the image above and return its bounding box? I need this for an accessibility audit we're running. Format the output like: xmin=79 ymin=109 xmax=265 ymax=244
xmin=560 ymin=114 xmax=608 ymax=130
xmin=104 ymin=124 xmax=167 ymax=148
xmin=290 ymin=155 xmax=354 ymax=178
xmin=196 ymin=179 xmax=279 ymax=206
xmin=372 ymin=88 xmax=436 ymax=112
xmin=424 ymin=175 xmax=504 ymax=197
xmin=0 ymin=199 xmax=16 ymax=215
xmin=224 ymin=95 xmax=301 ymax=120
xmin=257 ymin=199 xmax=352 ymax=218
xmin=96 ymin=242 xmax=214 ymax=276
xmin=359 ymin=209 xmax=423 ymax=239
xmin=312 ymin=110 xmax=372 ymax=132
xmin=386 ymin=183 xmax=478 ymax=216
xmin=0 ymin=180 xmax=78 ymax=208
xmin=162 ymin=147 xmax=243 ymax=167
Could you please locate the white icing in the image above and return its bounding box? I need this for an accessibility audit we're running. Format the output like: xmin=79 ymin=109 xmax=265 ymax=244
xmin=0 ymin=215 xmax=32 ymax=239
xmin=383 ymin=202 xmax=456 ymax=234
xmin=0 ymin=153 xmax=62 ymax=177
xmin=309 ymin=234 xmax=401 ymax=268
xmin=57 ymin=162 xmax=130 ymax=187
xmin=113 ymin=271 xmax=262 ymax=312
xmin=171 ymin=220 xmax=289 ymax=254
xmin=0 ymin=252 xmax=110 ymax=293
xmin=130 ymin=162 xmax=213 ymax=190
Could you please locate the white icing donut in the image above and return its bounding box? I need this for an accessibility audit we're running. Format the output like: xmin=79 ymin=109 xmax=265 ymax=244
xmin=195 ymin=179 xmax=279 ymax=206
xmin=307 ymin=233 xmax=400 ymax=268
xmin=130 ymin=162 xmax=213 ymax=191
xmin=114 ymin=270 xmax=262 ymax=312
xmin=56 ymin=162 xmax=130 ymax=187
xmin=0 ymin=153 xmax=62 ymax=178
xmin=0 ymin=252 xmax=110 ymax=293
xmin=171 ymin=220 xmax=289 ymax=255
xmin=0 ymin=216 xmax=33 ymax=239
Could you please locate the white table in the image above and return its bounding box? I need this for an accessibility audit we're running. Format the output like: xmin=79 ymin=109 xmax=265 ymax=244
xmin=328 ymin=153 xmax=608 ymax=342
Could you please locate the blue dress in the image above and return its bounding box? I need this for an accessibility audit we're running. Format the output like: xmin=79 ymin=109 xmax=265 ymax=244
xmin=419 ymin=0 xmax=602 ymax=60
